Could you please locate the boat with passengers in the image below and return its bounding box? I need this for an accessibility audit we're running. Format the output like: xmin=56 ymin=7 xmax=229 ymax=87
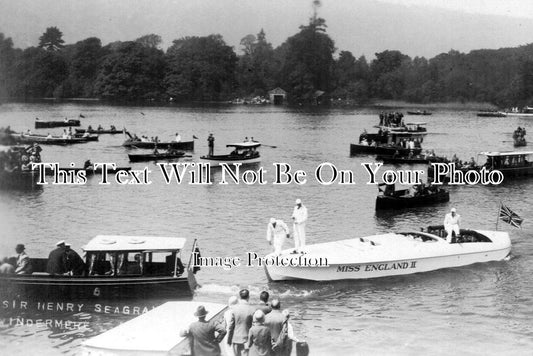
xmin=263 ymin=226 xmax=511 ymax=281
xmin=350 ymin=130 xmax=424 ymax=156
xmin=477 ymin=151 xmax=533 ymax=177
xmin=375 ymin=183 xmax=449 ymax=210
xmin=35 ymin=118 xmax=81 ymax=128
xmin=200 ymin=141 xmax=261 ymax=166
xmin=0 ymin=235 xmax=199 ymax=301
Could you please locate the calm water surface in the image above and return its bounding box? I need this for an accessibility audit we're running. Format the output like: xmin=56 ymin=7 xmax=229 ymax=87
xmin=0 ymin=103 xmax=532 ymax=355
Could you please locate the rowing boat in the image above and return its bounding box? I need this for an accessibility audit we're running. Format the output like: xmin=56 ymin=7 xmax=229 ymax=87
xmin=35 ymin=119 xmax=81 ymax=128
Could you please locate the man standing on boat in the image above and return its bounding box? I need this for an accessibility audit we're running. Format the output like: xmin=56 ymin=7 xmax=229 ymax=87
xmin=444 ymin=208 xmax=461 ymax=243
xmin=181 ymin=305 xmax=227 ymax=356
xmin=174 ymin=132 xmax=181 ymax=143
xmin=47 ymin=240 xmax=66 ymax=275
xmin=267 ymin=218 xmax=290 ymax=255
xmin=208 ymin=133 xmax=215 ymax=156
xmin=14 ymin=244 xmax=32 ymax=274
xmin=291 ymin=199 xmax=308 ymax=254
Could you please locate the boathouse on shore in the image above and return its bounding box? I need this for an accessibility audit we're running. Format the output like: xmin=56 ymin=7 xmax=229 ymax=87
xmin=268 ymin=87 xmax=287 ymax=105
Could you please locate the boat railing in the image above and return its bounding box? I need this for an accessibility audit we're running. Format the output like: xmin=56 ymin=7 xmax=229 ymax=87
xmin=186 ymin=238 xmax=198 ymax=276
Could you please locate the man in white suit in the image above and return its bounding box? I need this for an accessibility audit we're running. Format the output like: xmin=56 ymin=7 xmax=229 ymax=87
xmin=291 ymin=199 xmax=308 ymax=253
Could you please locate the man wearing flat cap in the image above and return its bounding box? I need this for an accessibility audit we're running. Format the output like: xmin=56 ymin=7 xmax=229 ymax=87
xmin=444 ymin=208 xmax=461 ymax=243
xmin=15 ymin=244 xmax=32 ymax=274
xmin=181 ymin=305 xmax=226 ymax=356
xmin=267 ymin=218 xmax=290 ymax=255
xmin=291 ymin=199 xmax=308 ymax=253
xmin=46 ymin=240 xmax=67 ymax=275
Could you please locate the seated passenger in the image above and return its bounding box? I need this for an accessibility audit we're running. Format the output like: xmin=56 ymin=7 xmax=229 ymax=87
xmin=0 ymin=257 xmax=15 ymax=274
xmin=15 ymin=244 xmax=32 ymax=274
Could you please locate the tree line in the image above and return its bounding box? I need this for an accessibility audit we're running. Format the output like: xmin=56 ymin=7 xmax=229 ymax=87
xmin=2 ymin=16 xmax=533 ymax=106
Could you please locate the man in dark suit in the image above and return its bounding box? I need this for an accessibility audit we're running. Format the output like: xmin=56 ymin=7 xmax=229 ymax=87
xmin=265 ymin=299 xmax=288 ymax=356
xmin=256 ymin=290 xmax=272 ymax=315
xmin=182 ymin=305 xmax=226 ymax=356
xmin=227 ymin=289 xmax=256 ymax=356
xmin=46 ymin=240 xmax=66 ymax=275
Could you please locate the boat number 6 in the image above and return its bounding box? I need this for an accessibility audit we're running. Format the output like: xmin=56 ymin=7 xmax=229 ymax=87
xmin=93 ymin=287 xmax=101 ymax=297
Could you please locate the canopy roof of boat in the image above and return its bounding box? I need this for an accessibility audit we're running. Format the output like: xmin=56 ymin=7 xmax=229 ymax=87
xmin=84 ymin=235 xmax=186 ymax=252
xmin=479 ymin=151 xmax=533 ymax=157
xmin=82 ymin=301 xmax=227 ymax=353
xmin=226 ymin=142 xmax=261 ymax=148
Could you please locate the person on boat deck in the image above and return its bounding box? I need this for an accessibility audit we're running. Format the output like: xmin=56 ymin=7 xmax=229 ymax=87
xmin=267 ymin=218 xmax=290 ymax=256
xmin=15 ymin=244 xmax=32 ymax=274
xmin=84 ymin=159 xmax=93 ymax=170
xmin=174 ymin=132 xmax=182 ymax=142
xmin=64 ymin=243 xmax=85 ymax=276
xmin=0 ymin=257 xmax=15 ymax=274
xmin=181 ymin=305 xmax=226 ymax=356
xmin=82 ymin=131 xmax=90 ymax=138
xmin=20 ymin=155 xmax=31 ymax=171
xmin=97 ymin=124 xmax=103 ymax=130
xmin=153 ymin=144 xmax=159 ymax=155
xmin=64 ymin=117 xmax=69 ymax=123
xmin=62 ymin=129 xmax=68 ymax=139
xmin=110 ymin=125 xmax=116 ymax=131
xmin=291 ymin=199 xmax=308 ymax=254
xmin=208 ymin=133 xmax=215 ymax=156
xmin=47 ymin=240 xmax=67 ymax=275
xmin=444 ymin=208 xmax=461 ymax=243
xmin=88 ymin=125 xmax=93 ymax=131
xmin=46 ymin=132 xmax=52 ymax=139
xmin=26 ymin=129 xmax=32 ymax=135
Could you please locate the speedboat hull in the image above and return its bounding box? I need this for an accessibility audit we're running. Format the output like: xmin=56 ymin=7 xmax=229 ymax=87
xmin=264 ymin=229 xmax=511 ymax=281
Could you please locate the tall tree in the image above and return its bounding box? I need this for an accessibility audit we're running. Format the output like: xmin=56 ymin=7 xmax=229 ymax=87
xmin=136 ymin=34 xmax=162 ymax=49
xmin=0 ymin=33 xmax=17 ymax=98
xmin=276 ymin=14 xmax=335 ymax=102
xmin=38 ymin=27 xmax=65 ymax=51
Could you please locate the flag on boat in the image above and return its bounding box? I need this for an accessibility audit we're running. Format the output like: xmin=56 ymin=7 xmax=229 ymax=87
xmin=499 ymin=203 xmax=523 ymax=228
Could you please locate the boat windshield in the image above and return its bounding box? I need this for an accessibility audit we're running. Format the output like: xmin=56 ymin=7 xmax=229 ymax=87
xmin=426 ymin=226 xmax=493 ymax=243
xmin=398 ymin=232 xmax=439 ymax=242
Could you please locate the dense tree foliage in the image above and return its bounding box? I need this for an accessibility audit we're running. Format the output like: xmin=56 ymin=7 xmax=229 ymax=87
xmin=164 ymin=35 xmax=237 ymax=101
xmin=4 ymin=23 xmax=533 ymax=106
xmin=94 ymin=41 xmax=166 ymax=100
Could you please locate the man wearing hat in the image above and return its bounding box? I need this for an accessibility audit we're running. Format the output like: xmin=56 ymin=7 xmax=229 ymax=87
xmin=46 ymin=240 xmax=67 ymax=275
xmin=14 ymin=244 xmax=32 ymax=274
xmin=267 ymin=218 xmax=290 ymax=255
xmin=64 ymin=243 xmax=86 ymax=276
xmin=444 ymin=208 xmax=461 ymax=243
xmin=291 ymin=199 xmax=308 ymax=253
xmin=207 ymin=133 xmax=215 ymax=156
xmin=181 ymin=305 xmax=226 ymax=356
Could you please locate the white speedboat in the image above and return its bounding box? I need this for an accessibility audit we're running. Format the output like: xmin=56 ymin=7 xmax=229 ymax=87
xmin=263 ymin=226 xmax=511 ymax=281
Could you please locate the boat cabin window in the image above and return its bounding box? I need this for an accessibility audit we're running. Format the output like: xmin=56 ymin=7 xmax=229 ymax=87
xmin=87 ymin=251 xmax=184 ymax=276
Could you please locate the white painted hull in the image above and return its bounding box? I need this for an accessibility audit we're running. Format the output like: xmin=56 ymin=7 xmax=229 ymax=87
xmin=504 ymin=112 xmax=533 ymax=117
xmin=264 ymin=230 xmax=511 ymax=281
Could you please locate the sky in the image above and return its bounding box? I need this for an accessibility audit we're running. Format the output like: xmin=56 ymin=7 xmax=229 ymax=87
xmin=2 ymin=0 xmax=533 ymax=59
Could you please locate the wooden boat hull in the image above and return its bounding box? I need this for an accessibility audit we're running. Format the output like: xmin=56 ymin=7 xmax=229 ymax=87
xmin=122 ymin=140 xmax=194 ymax=151
xmin=11 ymin=134 xmax=91 ymax=145
xmin=477 ymin=112 xmax=507 ymax=117
xmin=73 ymin=134 xmax=99 ymax=141
xmin=199 ymin=155 xmax=261 ymax=166
xmin=0 ymin=170 xmax=41 ymax=190
xmin=406 ymin=111 xmax=432 ymax=115
xmin=35 ymin=120 xmax=81 ymax=128
xmin=40 ymin=166 xmax=132 ymax=176
xmin=504 ymin=112 xmax=533 ymax=117
xmin=350 ymin=144 xmax=422 ymax=156
xmin=0 ymin=274 xmax=193 ymax=301
xmin=264 ymin=230 xmax=511 ymax=281
xmin=76 ymin=129 xmax=121 ymax=134
xmin=128 ymin=153 xmax=185 ymax=162
xmin=375 ymin=190 xmax=449 ymax=210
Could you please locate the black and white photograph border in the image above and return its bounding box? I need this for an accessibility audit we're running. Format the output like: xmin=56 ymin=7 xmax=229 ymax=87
xmin=1 ymin=1 xmax=533 ymax=355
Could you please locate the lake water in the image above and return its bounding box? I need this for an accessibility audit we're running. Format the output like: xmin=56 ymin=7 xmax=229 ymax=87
xmin=1 ymin=102 xmax=532 ymax=355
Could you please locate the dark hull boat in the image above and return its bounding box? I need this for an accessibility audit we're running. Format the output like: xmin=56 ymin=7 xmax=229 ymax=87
xmin=76 ymin=128 xmax=121 ymax=135
xmin=0 ymin=170 xmax=41 ymax=190
xmin=73 ymin=133 xmax=99 ymax=141
xmin=376 ymin=189 xmax=450 ymax=210
xmin=406 ymin=111 xmax=432 ymax=115
xmin=40 ymin=166 xmax=132 ymax=176
xmin=122 ymin=140 xmax=194 ymax=151
xmin=0 ymin=236 xmax=199 ymax=302
xmin=35 ymin=119 xmax=81 ymax=128
xmin=350 ymin=144 xmax=422 ymax=156
xmin=128 ymin=151 xmax=186 ymax=162
xmin=10 ymin=133 xmax=92 ymax=145
xmin=477 ymin=111 xmax=506 ymax=118
xmin=377 ymin=154 xmax=446 ymax=164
